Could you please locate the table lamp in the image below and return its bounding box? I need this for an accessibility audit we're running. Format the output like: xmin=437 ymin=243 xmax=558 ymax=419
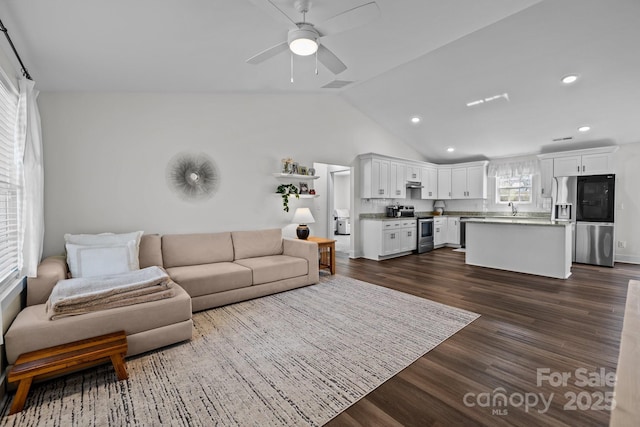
xmin=434 ymin=200 xmax=446 ymax=215
xmin=292 ymin=207 xmax=315 ymax=240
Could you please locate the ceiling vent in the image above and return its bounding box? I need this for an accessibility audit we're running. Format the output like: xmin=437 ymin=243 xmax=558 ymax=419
xmin=552 ymin=136 xmax=574 ymax=142
xmin=322 ymin=80 xmax=353 ymax=89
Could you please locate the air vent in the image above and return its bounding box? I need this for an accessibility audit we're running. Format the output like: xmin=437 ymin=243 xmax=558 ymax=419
xmin=322 ymin=80 xmax=353 ymax=89
xmin=552 ymin=136 xmax=574 ymax=142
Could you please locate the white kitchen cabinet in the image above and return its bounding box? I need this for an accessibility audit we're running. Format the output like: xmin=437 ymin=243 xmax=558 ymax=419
xmin=451 ymin=163 xmax=487 ymax=199
xmin=539 ymin=158 xmax=554 ymax=197
xmin=406 ymin=165 xmax=421 ymax=182
xmin=437 ymin=167 xmax=452 ymax=199
xmin=446 ymin=216 xmax=460 ymax=245
xmin=389 ymin=161 xmax=407 ymax=199
xmin=421 ymin=166 xmax=438 ymax=199
xmin=434 ymin=217 xmax=446 ymax=247
xmin=399 ymin=220 xmax=417 ymax=252
xmin=451 ymin=167 xmax=467 ymax=199
xmin=360 ymin=156 xmax=390 ymax=198
xmin=362 ymin=219 xmax=417 ymax=260
xmin=553 ymin=152 xmax=614 ymax=176
xmin=466 ymin=165 xmax=488 ymax=198
xmin=581 ymin=152 xmax=614 ymax=175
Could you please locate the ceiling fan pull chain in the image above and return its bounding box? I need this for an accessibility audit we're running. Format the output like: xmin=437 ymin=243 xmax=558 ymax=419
xmin=290 ymin=52 xmax=294 ymax=83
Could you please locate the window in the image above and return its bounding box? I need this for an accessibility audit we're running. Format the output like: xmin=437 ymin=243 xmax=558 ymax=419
xmin=496 ymin=174 xmax=532 ymax=204
xmin=0 ymin=74 xmax=20 ymax=289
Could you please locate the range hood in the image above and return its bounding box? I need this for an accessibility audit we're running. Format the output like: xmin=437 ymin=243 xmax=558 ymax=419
xmin=406 ymin=181 xmax=424 ymax=189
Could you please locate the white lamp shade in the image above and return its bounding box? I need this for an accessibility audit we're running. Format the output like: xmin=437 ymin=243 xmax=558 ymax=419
xmin=292 ymin=207 xmax=315 ymax=224
xmin=433 ymin=200 xmax=446 ymax=208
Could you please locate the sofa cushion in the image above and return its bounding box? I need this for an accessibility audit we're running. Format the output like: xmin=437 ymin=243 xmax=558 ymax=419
xmin=166 ymin=262 xmax=252 ymax=297
xmin=162 ymin=232 xmax=233 ymax=268
xmin=4 ymin=283 xmax=192 ymax=365
xmin=139 ymin=234 xmax=163 ymax=268
xmin=234 ymin=255 xmax=308 ymax=285
xmin=232 ymin=229 xmax=283 ymax=260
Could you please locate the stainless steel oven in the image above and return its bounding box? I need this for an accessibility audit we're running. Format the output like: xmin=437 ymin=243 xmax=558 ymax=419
xmin=417 ymin=216 xmax=434 ymax=253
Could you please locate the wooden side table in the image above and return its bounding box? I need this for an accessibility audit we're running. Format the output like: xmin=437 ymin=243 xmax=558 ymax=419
xmin=7 ymin=331 xmax=128 ymax=414
xmin=307 ymin=236 xmax=337 ymax=275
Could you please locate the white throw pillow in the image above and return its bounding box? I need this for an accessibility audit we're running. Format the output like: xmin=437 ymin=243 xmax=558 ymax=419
xmin=64 ymin=231 xmax=143 ymax=278
xmin=66 ymin=241 xmax=140 ymax=278
xmin=64 ymin=231 xmax=143 ymax=247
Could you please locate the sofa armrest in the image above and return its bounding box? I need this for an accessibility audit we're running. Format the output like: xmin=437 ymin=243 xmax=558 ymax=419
xmin=283 ymin=238 xmax=320 ymax=283
xmin=27 ymin=256 xmax=69 ymax=307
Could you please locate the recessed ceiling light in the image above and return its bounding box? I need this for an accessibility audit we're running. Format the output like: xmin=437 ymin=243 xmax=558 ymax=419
xmin=578 ymin=125 xmax=591 ymax=132
xmin=561 ymin=74 xmax=579 ymax=84
xmin=410 ymin=116 xmax=421 ymax=124
xmin=447 ymin=147 xmax=455 ymax=152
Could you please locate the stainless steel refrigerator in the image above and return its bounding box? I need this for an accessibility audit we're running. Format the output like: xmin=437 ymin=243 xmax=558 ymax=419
xmin=551 ymin=174 xmax=615 ymax=267
xmin=551 ymin=176 xmax=577 ymax=261
xmin=574 ymin=174 xmax=615 ymax=267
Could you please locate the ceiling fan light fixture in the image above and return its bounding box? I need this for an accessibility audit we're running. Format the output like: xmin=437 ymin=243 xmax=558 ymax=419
xmin=288 ymin=25 xmax=319 ymax=56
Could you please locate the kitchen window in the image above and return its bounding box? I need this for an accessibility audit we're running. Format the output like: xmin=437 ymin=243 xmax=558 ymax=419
xmin=496 ymin=174 xmax=532 ymax=204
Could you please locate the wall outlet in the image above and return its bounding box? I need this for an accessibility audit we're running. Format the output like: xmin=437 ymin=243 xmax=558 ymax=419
xmin=617 ymin=241 xmax=627 ymax=249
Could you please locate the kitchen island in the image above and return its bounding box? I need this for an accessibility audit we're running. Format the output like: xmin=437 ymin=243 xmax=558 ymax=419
xmin=463 ymin=217 xmax=572 ymax=279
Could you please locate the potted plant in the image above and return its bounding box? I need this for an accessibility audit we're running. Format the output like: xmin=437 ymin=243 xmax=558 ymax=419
xmin=276 ymin=184 xmax=300 ymax=212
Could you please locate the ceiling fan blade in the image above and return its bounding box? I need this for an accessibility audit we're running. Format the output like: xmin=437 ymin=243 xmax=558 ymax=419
xmin=317 ymin=45 xmax=347 ymax=75
xmin=246 ymin=41 xmax=289 ymax=64
xmin=315 ymin=2 xmax=380 ymax=36
xmin=247 ymin=0 xmax=298 ymax=28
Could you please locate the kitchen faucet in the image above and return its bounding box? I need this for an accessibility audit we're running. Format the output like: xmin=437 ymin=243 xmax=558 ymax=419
xmin=508 ymin=202 xmax=518 ymax=216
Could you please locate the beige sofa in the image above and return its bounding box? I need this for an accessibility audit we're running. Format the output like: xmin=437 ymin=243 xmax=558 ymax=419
xmin=4 ymin=228 xmax=319 ymax=365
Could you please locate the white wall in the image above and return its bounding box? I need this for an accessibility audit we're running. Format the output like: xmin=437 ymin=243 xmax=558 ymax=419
xmin=614 ymin=142 xmax=640 ymax=264
xmin=38 ymin=92 xmax=424 ymax=257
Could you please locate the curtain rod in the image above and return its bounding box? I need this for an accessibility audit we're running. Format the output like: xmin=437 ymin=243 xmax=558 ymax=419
xmin=0 ymin=18 xmax=32 ymax=80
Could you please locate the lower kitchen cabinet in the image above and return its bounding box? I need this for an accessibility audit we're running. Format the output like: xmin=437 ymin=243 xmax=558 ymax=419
xmin=447 ymin=216 xmax=460 ymax=245
xmin=362 ymin=219 xmax=417 ymax=260
xmin=434 ymin=216 xmax=460 ymax=247
xmin=434 ymin=217 xmax=446 ymax=246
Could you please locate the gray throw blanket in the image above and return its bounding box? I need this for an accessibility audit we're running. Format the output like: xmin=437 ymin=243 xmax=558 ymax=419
xmin=46 ymin=266 xmax=175 ymax=320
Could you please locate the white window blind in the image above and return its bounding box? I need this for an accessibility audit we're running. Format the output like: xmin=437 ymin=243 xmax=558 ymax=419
xmin=0 ymin=76 xmax=20 ymax=288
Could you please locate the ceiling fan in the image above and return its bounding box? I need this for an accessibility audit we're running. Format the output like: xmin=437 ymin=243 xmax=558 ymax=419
xmin=246 ymin=0 xmax=380 ymax=75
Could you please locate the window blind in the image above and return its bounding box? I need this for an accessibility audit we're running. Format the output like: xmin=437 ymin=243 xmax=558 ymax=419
xmin=0 ymin=76 xmax=20 ymax=288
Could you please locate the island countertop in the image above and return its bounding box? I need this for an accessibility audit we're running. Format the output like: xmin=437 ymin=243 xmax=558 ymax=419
xmin=461 ymin=217 xmax=571 ymax=227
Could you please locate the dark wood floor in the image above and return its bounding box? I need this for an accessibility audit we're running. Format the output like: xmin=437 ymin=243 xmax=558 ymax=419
xmin=326 ymin=248 xmax=640 ymax=427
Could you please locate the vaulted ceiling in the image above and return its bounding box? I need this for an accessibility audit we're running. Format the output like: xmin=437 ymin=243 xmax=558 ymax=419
xmin=1 ymin=0 xmax=639 ymax=162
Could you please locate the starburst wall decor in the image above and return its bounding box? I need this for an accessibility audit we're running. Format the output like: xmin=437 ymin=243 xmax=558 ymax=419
xmin=166 ymin=152 xmax=219 ymax=201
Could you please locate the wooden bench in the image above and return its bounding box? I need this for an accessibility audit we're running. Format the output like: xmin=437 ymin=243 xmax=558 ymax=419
xmin=7 ymin=330 xmax=129 ymax=415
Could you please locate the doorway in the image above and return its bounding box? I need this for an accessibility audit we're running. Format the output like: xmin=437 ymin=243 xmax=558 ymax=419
xmin=312 ymin=162 xmax=352 ymax=255
xmin=330 ymin=169 xmax=351 ymax=253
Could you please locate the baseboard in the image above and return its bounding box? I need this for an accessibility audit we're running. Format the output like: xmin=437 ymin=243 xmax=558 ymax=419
xmin=615 ymin=254 xmax=640 ymax=265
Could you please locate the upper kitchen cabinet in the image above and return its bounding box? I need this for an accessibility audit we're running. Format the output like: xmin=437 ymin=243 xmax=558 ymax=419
xmin=450 ymin=161 xmax=489 ymax=199
xmin=420 ymin=166 xmax=438 ymax=199
xmin=437 ymin=167 xmax=452 ymax=199
xmin=550 ymin=147 xmax=618 ymax=177
xmin=539 ymin=158 xmax=554 ymax=197
xmin=405 ymin=164 xmax=421 ymax=182
xmin=389 ymin=161 xmax=407 ymax=199
xmin=360 ymin=155 xmax=390 ymax=198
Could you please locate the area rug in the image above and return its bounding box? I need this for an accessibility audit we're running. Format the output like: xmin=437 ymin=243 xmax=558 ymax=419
xmin=0 ymin=275 xmax=479 ymax=426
